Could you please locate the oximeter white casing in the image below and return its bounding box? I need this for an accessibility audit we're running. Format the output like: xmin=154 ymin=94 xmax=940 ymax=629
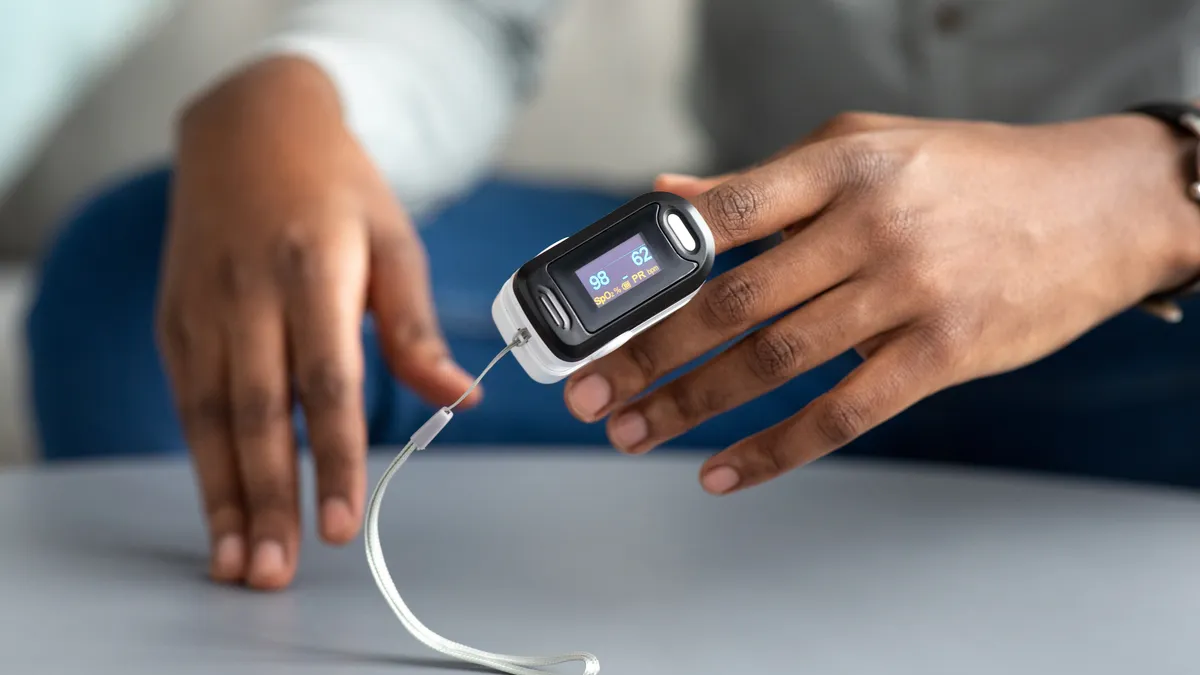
xmin=492 ymin=192 xmax=716 ymax=384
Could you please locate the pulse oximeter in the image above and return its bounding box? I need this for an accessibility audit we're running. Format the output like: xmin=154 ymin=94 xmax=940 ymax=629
xmin=492 ymin=192 xmax=715 ymax=383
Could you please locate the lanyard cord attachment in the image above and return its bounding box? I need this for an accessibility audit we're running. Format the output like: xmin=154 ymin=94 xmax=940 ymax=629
xmin=363 ymin=329 xmax=601 ymax=675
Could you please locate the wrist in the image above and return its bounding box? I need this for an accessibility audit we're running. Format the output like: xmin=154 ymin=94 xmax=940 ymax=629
xmin=1105 ymin=112 xmax=1200 ymax=297
xmin=179 ymin=55 xmax=345 ymax=136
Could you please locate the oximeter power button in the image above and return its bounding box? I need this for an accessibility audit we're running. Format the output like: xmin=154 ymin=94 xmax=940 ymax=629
xmin=666 ymin=211 xmax=697 ymax=252
xmin=537 ymin=288 xmax=570 ymax=330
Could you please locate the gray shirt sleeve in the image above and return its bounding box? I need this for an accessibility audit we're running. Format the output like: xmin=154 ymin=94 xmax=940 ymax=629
xmin=255 ymin=0 xmax=562 ymax=219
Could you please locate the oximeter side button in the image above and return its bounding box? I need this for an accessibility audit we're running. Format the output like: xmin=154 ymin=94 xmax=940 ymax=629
xmin=538 ymin=288 xmax=570 ymax=330
xmin=666 ymin=211 xmax=698 ymax=252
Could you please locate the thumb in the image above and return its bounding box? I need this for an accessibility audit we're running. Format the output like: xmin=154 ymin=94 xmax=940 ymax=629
xmin=653 ymin=172 xmax=736 ymax=199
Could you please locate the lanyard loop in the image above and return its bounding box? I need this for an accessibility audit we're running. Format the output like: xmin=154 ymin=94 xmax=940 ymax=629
xmin=363 ymin=329 xmax=600 ymax=675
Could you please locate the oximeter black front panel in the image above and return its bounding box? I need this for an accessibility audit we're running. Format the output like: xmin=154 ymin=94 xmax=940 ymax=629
xmin=513 ymin=192 xmax=714 ymax=362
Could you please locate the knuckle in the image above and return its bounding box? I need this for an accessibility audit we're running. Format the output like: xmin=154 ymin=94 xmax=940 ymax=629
xmin=813 ymin=394 xmax=870 ymax=446
xmin=870 ymin=206 xmax=922 ymax=251
xmin=311 ymin=436 xmax=360 ymax=488
xmin=232 ymin=385 xmax=290 ymax=437
xmin=901 ymin=260 xmax=957 ymax=307
xmin=763 ymin=441 xmax=792 ymax=476
xmin=215 ymin=253 xmax=259 ymax=299
xmin=700 ymin=272 xmax=762 ymax=329
xmin=297 ymin=360 xmax=353 ymax=412
xmin=181 ymin=391 xmax=231 ymax=434
xmin=841 ymin=291 xmax=878 ymax=332
xmin=818 ymin=111 xmax=877 ymax=137
xmin=748 ymin=326 xmax=806 ymax=382
xmin=700 ymin=179 xmax=768 ymax=237
xmin=242 ymin=475 xmax=294 ymax=515
xmin=666 ymin=383 xmax=729 ymax=426
xmin=311 ymin=434 xmax=359 ymax=467
xmin=911 ymin=316 xmax=971 ymax=372
xmin=271 ymin=224 xmax=324 ymax=286
xmin=203 ymin=499 xmax=245 ymax=531
xmin=154 ymin=305 xmax=191 ymax=356
xmin=830 ymin=135 xmax=900 ymax=192
xmin=745 ymin=438 xmax=790 ymax=478
xmin=372 ymin=227 xmax=426 ymax=268
xmin=387 ymin=316 xmax=436 ymax=350
xmin=622 ymin=339 xmax=660 ymax=384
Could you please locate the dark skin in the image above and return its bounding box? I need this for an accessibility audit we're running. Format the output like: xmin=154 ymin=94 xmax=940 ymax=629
xmin=159 ymin=57 xmax=479 ymax=590
xmin=163 ymin=55 xmax=1200 ymax=591
xmin=563 ymin=112 xmax=1200 ymax=495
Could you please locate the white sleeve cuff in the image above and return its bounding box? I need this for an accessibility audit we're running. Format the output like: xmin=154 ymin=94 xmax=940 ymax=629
xmin=249 ymin=0 xmax=556 ymax=219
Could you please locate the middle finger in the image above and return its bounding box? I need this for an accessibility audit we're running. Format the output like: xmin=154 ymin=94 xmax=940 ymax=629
xmin=281 ymin=233 xmax=368 ymax=548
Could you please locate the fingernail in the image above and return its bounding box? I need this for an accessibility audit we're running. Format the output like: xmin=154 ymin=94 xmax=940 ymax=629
xmin=565 ymin=374 xmax=612 ymax=420
xmin=610 ymin=412 xmax=648 ymax=450
xmin=702 ymin=466 xmax=740 ymax=494
xmin=250 ymin=541 xmax=286 ymax=583
xmin=321 ymin=498 xmax=355 ymax=542
xmin=211 ymin=534 xmax=244 ymax=580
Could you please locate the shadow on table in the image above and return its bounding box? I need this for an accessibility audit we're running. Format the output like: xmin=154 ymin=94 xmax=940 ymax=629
xmin=57 ymin=530 xmax=210 ymax=582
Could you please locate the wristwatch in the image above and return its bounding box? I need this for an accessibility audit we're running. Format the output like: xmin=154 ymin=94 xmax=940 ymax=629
xmin=1125 ymin=102 xmax=1200 ymax=322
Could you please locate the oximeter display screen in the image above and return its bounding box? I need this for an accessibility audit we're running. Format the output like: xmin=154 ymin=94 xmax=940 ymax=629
xmin=573 ymin=233 xmax=662 ymax=310
xmin=541 ymin=202 xmax=699 ymax=335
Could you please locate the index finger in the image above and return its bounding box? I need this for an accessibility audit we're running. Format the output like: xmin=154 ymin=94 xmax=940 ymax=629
xmin=368 ymin=217 xmax=478 ymax=408
xmin=692 ymin=139 xmax=852 ymax=252
xmin=280 ymin=228 xmax=369 ymax=547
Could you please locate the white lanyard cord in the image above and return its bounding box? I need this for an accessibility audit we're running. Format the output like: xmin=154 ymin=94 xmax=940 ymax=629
xmin=363 ymin=329 xmax=601 ymax=675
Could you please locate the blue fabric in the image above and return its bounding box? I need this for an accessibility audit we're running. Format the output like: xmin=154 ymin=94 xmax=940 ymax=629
xmin=26 ymin=166 xmax=1200 ymax=488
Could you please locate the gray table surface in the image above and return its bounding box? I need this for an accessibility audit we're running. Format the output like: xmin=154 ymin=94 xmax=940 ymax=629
xmin=1 ymin=450 xmax=1199 ymax=675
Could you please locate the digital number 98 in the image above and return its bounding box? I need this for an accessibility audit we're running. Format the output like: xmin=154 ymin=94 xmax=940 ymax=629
xmin=589 ymin=271 xmax=610 ymax=290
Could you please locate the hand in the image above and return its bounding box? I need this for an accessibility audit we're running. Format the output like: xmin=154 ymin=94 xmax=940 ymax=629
xmin=563 ymin=112 xmax=1200 ymax=495
xmin=157 ymin=56 xmax=479 ymax=590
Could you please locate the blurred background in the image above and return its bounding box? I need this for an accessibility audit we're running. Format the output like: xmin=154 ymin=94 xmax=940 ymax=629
xmin=0 ymin=0 xmax=707 ymax=466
